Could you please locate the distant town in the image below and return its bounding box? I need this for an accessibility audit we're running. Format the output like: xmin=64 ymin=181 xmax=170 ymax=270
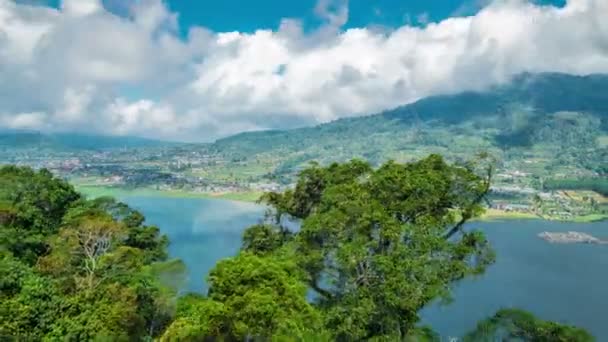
xmin=2 ymin=143 xmax=606 ymax=223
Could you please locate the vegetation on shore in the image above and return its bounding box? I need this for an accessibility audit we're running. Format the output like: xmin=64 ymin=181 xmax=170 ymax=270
xmin=76 ymin=185 xmax=607 ymax=223
xmin=476 ymin=209 xmax=608 ymax=223
xmin=1 ymin=160 xmax=594 ymax=341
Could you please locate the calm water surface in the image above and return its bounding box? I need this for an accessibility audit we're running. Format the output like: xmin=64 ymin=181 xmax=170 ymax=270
xmin=121 ymin=196 xmax=608 ymax=339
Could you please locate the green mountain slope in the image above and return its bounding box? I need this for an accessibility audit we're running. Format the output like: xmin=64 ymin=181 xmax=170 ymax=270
xmin=209 ymin=73 xmax=608 ymax=176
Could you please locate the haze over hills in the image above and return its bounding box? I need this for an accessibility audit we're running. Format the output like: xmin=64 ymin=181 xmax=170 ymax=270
xmin=0 ymin=131 xmax=174 ymax=151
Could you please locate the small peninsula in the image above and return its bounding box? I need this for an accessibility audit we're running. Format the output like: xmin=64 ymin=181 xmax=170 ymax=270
xmin=538 ymin=231 xmax=608 ymax=244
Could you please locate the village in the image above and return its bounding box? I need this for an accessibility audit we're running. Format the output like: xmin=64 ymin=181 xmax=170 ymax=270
xmin=2 ymin=144 xmax=606 ymax=222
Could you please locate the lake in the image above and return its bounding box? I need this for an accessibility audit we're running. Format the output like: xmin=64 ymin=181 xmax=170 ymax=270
xmin=121 ymin=195 xmax=608 ymax=340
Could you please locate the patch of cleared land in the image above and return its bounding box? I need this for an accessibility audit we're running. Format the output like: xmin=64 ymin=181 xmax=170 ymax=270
xmin=76 ymin=185 xmax=263 ymax=202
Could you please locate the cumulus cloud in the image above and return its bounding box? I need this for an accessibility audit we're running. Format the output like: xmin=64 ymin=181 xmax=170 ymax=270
xmin=0 ymin=0 xmax=607 ymax=141
xmin=61 ymin=0 xmax=102 ymax=17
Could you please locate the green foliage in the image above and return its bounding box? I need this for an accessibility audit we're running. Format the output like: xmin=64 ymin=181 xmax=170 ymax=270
xmin=0 ymin=163 xmax=595 ymax=341
xmin=208 ymin=253 xmax=322 ymax=338
xmin=544 ymin=178 xmax=608 ymax=196
xmin=464 ymin=308 xmax=595 ymax=342
xmin=44 ymin=283 xmax=142 ymax=341
xmin=163 ymin=253 xmax=324 ymax=341
xmin=241 ymin=224 xmax=292 ymax=255
xmin=62 ymin=196 xmax=169 ymax=263
xmin=206 ymin=74 xmax=608 ymax=181
xmin=250 ymin=156 xmax=496 ymax=340
xmin=164 ymin=157 xmax=593 ymax=341
xmin=161 ymin=295 xmax=227 ymax=341
xmin=0 ymin=166 xmax=182 ymax=341
xmin=0 ymin=252 xmax=62 ymax=340
xmin=0 ymin=165 xmax=80 ymax=263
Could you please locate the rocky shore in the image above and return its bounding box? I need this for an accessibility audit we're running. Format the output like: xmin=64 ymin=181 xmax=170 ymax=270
xmin=538 ymin=231 xmax=608 ymax=244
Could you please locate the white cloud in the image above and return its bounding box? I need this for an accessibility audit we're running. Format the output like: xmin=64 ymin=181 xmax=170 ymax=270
xmin=61 ymin=0 xmax=102 ymax=17
xmin=0 ymin=0 xmax=607 ymax=141
xmin=0 ymin=111 xmax=46 ymax=129
xmin=106 ymin=98 xmax=180 ymax=136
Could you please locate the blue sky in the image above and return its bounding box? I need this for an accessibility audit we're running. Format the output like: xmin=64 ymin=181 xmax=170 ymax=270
xmin=27 ymin=0 xmax=567 ymax=33
xmin=170 ymin=0 xmax=567 ymax=32
xmin=4 ymin=0 xmax=603 ymax=141
xmin=166 ymin=0 xmax=468 ymax=32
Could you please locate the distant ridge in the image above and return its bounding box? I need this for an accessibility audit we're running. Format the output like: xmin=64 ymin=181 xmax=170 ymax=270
xmin=0 ymin=131 xmax=177 ymax=150
xmin=211 ymin=72 xmax=608 ymax=157
xmin=2 ymin=73 xmax=607 ymax=154
xmin=382 ymin=72 xmax=608 ymax=123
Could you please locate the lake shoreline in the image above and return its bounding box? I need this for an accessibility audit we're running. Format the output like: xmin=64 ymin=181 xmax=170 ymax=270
xmin=75 ymin=185 xmax=263 ymax=203
xmin=476 ymin=209 xmax=608 ymax=223
xmin=75 ymin=185 xmax=607 ymax=223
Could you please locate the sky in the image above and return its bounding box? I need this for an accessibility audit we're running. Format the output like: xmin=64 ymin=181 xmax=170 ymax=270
xmin=1 ymin=0 xmax=606 ymax=142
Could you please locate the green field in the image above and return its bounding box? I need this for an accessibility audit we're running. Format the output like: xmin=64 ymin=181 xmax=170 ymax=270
xmin=76 ymin=185 xmax=263 ymax=203
xmin=475 ymin=209 xmax=540 ymax=221
xmin=570 ymin=214 xmax=608 ymax=223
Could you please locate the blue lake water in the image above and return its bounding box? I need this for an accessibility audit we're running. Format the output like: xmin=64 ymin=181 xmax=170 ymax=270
xmin=121 ymin=196 xmax=608 ymax=340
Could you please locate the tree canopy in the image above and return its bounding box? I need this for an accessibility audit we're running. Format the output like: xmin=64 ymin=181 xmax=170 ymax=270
xmin=464 ymin=308 xmax=595 ymax=342
xmin=0 ymin=163 xmax=595 ymax=341
xmin=233 ymin=155 xmax=496 ymax=340
xmin=0 ymin=165 xmax=183 ymax=340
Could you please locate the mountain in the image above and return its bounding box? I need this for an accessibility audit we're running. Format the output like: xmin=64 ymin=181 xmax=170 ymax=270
xmin=384 ymin=72 xmax=608 ymax=123
xmin=208 ymin=73 xmax=608 ymax=175
xmin=0 ymin=131 xmax=176 ymax=151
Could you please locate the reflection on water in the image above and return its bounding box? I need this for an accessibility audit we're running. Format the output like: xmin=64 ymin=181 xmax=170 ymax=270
xmin=120 ymin=196 xmax=608 ymax=339
xmin=121 ymin=196 xmax=265 ymax=293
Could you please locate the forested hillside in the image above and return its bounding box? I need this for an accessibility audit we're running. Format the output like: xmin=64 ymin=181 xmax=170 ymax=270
xmin=0 ymin=161 xmax=593 ymax=340
xmin=210 ymin=73 xmax=608 ymax=176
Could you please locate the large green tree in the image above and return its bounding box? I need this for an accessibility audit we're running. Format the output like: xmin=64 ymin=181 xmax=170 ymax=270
xmin=163 ymin=252 xmax=325 ymax=341
xmin=244 ymin=155 xmax=495 ymax=340
xmin=170 ymin=155 xmax=593 ymax=341
xmin=165 ymin=155 xmax=496 ymax=341
xmin=464 ymin=308 xmax=594 ymax=342
xmin=0 ymin=166 xmax=80 ymax=263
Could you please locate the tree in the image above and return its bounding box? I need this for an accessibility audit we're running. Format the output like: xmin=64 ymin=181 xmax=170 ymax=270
xmin=63 ymin=197 xmax=169 ymax=263
xmin=0 ymin=252 xmax=63 ymax=340
xmin=6 ymin=184 xmax=185 ymax=340
xmin=139 ymin=259 xmax=188 ymax=337
xmin=247 ymin=155 xmax=495 ymax=340
xmin=464 ymin=308 xmax=595 ymax=342
xmin=0 ymin=163 xmax=595 ymax=341
xmin=532 ymin=194 xmax=543 ymax=215
xmin=241 ymin=224 xmax=291 ymax=255
xmin=0 ymin=166 xmax=80 ymax=264
xmin=39 ymin=215 xmax=127 ymax=291
xmin=161 ymin=294 xmax=228 ymax=341
xmin=162 ymin=253 xmax=324 ymax=341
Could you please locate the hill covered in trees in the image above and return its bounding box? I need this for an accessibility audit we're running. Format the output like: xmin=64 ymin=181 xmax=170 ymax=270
xmin=0 ymin=160 xmax=594 ymax=341
xmin=209 ymin=73 xmax=608 ymax=177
